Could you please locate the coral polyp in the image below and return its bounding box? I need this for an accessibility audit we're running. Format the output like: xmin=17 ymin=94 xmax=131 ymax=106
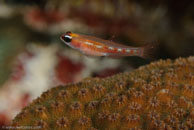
xmin=12 ymin=56 xmax=194 ymax=130
xmin=56 ymin=116 xmax=69 ymax=129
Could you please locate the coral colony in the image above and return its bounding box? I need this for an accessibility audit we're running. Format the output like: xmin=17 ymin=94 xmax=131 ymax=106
xmin=12 ymin=56 xmax=194 ymax=130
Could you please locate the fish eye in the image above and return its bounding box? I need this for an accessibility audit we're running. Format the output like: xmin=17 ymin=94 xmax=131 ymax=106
xmin=63 ymin=35 xmax=72 ymax=43
xmin=62 ymin=32 xmax=72 ymax=43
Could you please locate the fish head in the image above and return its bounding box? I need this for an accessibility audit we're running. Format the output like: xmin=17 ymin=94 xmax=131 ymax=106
xmin=60 ymin=31 xmax=73 ymax=46
xmin=61 ymin=31 xmax=82 ymax=49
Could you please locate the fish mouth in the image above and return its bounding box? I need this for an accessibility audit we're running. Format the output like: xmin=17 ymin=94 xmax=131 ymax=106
xmin=60 ymin=36 xmax=67 ymax=44
xmin=60 ymin=35 xmax=65 ymax=41
xmin=60 ymin=35 xmax=68 ymax=43
xmin=60 ymin=36 xmax=72 ymax=47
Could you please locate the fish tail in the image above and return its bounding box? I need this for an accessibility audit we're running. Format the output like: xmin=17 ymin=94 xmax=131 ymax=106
xmin=141 ymin=43 xmax=156 ymax=59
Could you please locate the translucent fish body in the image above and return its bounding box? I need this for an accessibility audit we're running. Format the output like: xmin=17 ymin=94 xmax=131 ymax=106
xmin=61 ymin=32 xmax=152 ymax=58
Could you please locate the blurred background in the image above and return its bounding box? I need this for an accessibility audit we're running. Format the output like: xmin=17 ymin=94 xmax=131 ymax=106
xmin=0 ymin=0 xmax=194 ymax=126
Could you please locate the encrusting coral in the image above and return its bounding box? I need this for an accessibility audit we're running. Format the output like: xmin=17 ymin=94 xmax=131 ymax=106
xmin=12 ymin=56 xmax=194 ymax=130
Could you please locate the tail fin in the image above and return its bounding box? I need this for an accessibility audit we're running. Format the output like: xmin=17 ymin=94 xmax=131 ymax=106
xmin=141 ymin=43 xmax=157 ymax=60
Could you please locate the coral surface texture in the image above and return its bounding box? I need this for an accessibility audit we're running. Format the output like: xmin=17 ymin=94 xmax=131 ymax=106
xmin=12 ymin=56 xmax=194 ymax=130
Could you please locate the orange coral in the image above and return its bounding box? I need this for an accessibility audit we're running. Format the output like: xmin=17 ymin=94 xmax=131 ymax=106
xmin=12 ymin=56 xmax=194 ymax=130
